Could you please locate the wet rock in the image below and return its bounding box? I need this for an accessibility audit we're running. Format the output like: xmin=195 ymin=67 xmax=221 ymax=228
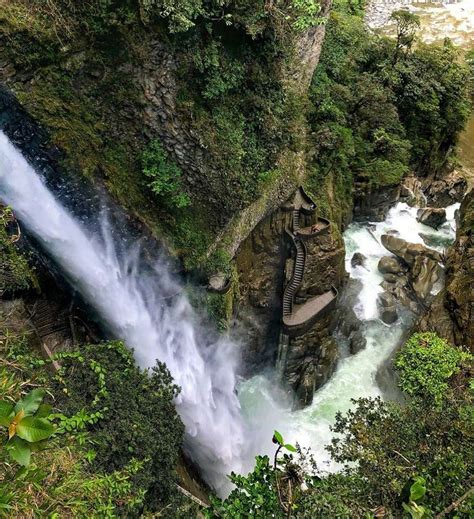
xmin=400 ymin=175 xmax=426 ymax=207
xmin=411 ymin=255 xmax=441 ymax=301
xmin=383 ymin=273 xmax=398 ymax=283
xmin=351 ymin=252 xmax=367 ymax=268
xmin=417 ymin=207 xmax=447 ymax=229
xmin=353 ymin=183 xmax=400 ymax=222
xmin=417 ymin=190 xmax=474 ymax=348
xmin=378 ymin=256 xmax=403 ymax=275
xmin=378 ymin=292 xmax=398 ymax=324
xmin=424 ymin=169 xmax=467 ymax=207
xmin=349 ymin=330 xmax=367 ymax=354
xmin=340 ymin=307 xmax=360 ymax=336
xmin=381 ymin=235 xmax=442 ymax=267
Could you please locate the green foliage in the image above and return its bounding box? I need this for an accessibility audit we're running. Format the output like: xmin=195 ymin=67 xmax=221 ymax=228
xmin=207 ymin=455 xmax=282 ymax=518
xmin=207 ymin=431 xmax=302 ymax=518
xmin=291 ymin=0 xmax=324 ymax=31
xmin=52 ymin=340 xmax=185 ymax=510
xmin=390 ymin=10 xmax=421 ymax=61
xmin=0 ymin=207 xmax=35 ymax=293
xmin=0 ymin=389 xmax=55 ymax=466
xmin=0 ymin=329 xmax=149 ymax=517
xmin=395 ymin=332 xmax=472 ymax=406
xmin=402 ymin=476 xmax=430 ymax=519
xmin=308 ymin=5 xmax=470 ymax=218
xmin=141 ymin=139 xmax=191 ymax=209
xmin=139 ymin=0 xmax=204 ymax=32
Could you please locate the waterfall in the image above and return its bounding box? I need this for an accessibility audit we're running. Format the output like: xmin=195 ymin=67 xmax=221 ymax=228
xmin=0 ymin=131 xmax=248 ymax=494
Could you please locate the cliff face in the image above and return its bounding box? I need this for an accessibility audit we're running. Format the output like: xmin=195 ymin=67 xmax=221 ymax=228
xmin=0 ymin=1 xmax=333 ymax=271
xmin=417 ymin=189 xmax=474 ymax=350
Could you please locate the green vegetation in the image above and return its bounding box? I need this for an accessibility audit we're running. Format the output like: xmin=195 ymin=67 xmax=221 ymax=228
xmin=307 ymin=3 xmax=470 ymax=226
xmin=0 ymin=207 xmax=35 ymax=294
xmin=142 ymin=140 xmax=190 ymax=209
xmin=395 ymin=332 xmax=471 ymax=406
xmin=208 ymin=332 xmax=474 ymax=517
xmin=0 ymin=325 xmax=188 ymax=517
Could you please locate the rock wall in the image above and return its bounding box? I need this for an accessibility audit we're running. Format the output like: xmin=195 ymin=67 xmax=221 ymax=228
xmin=234 ymin=190 xmax=345 ymax=405
xmin=353 ymin=182 xmax=401 ymax=221
xmin=417 ymin=189 xmax=474 ymax=350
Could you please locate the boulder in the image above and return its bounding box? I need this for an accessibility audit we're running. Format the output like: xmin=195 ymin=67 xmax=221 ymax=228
xmin=411 ymin=255 xmax=441 ymax=301
xmin=208 ymin=273 xmax=230 ymax=293
xmin=416 ymin=207 xmax=447 ymax=229
xmin=349 ymin=330 xmax=367 ymax=354
xmin=381 ymin=235 xmax=442 ymax=267
xmin=351 ymin=252 xmax=367 ymax=268
xmin=378 ymin=292 xmax=398 ymax=324
xmin=383 ymin=273 xmax=398 ymax=283
xmin=400 ymin=176 xmax=426 ymax=207
xmin=378 ymin=256 xmax=402 ymax=275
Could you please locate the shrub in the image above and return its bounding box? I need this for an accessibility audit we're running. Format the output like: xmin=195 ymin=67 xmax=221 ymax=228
xmin=395 ymin=332 xmax=472 ymax=406
xmin=52 ymin=340 xmax=185 ymax=510
xmin=142 ymin=140 xmax=191 ymax=210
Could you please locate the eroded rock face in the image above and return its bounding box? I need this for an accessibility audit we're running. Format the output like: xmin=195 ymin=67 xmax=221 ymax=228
xmin=411 ymin=255 xmax=441 ymax=300
xmin=353 ymin=183 xmax=400 ymax=221
xmin=416 ymin=207 xmax=447 ymax=229
xmin=418 ymin=190 xmax=474 ymax=349
xmin=380 ymin=234 xmax=443 ymax=310
xmin=423 ymin=169 xmax=467 ymax=207
xmin=289 ymin=335 xmax=339 ymax=408
xmin=400 ymin=176 xmax=426 ymax=208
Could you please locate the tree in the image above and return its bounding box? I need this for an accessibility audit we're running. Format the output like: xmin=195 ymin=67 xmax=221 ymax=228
xmin=390 ymin=10 xmax=420 ymax=64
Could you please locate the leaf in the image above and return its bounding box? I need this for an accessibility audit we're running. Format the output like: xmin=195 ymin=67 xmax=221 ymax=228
xmin=272 ymin=430 xmax=284 ymax=445
xmin=16 ymin=417 xmax=54 ymax=443
xmin=410 ymin=477 xmax=426 ymax=501
xmin=8 ymin=409 xmax=25 ymax=439
xmin=35 ymin=404 xmax=52 ymax=418
xmin=7 ymin=437 xmax=31 ymax=466
xmin=14 ymin=389 xmax=45 ymax=416
xmin=284 ymin=443 xmax=297 ymax=452
xmin=0 ymin=401 xmax=14 ymax=427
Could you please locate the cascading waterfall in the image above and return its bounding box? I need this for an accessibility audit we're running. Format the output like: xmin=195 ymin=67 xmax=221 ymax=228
xmin=0 ymin=131 xmax=250 ymax=494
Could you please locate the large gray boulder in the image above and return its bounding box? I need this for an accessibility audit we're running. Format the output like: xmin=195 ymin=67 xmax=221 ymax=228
xmin=378 ymin=256 xmax=403 ymax=275
xmin=417 ymin=207 xmax=447 ymax=229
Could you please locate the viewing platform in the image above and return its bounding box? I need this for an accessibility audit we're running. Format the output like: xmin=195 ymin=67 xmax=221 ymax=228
xmin=281 ymin=187 xmax=338 ymax=338
xmin=282 ymin=286 xmax=338 ymax=337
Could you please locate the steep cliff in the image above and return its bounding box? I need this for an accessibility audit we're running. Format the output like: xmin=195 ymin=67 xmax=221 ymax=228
xmin=417 ymin=189 xmax=474 ymax=349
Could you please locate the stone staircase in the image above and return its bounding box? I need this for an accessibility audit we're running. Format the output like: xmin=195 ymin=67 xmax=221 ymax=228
xmin=281 ymin=187 xmax=338 ymax=336
xmin=282 ymin=216 xmax=305 ymax=316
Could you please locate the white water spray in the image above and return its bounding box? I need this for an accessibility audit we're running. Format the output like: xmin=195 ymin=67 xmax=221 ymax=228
xmin=0 ymin=131 xmax=250 ymax=494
